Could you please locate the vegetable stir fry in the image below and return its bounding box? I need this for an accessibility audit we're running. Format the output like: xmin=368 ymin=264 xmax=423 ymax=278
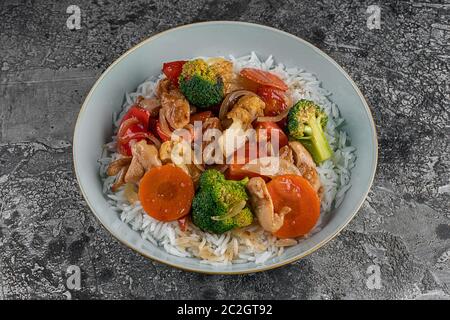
xmin=106 ymin=57 xmax=334 ymax=240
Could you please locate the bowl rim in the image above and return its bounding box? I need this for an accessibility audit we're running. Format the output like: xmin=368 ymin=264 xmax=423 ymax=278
xmin=73 ymin=20 xmax=378 ymax=275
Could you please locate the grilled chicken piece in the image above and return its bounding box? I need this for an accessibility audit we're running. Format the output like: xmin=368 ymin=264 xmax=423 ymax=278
xmin=106 ymin=157 xmax=132 ymax=176
xmin=156 ymin=78 xmax=172 ymax=98
xmin=111 ymin=165 xmax=129 ymax=192
xmin=159 ymin=140 xmax=176 ymax=164
xmin=156 ymin=78 xmax=191 ymax=130
xmin=247 ymin=177 xmax=288 ymax=233
xmin=226 ymin=95 xmax=265 ymax=128
xmin=288 ymin=141 xmax=322 ymax=194
xmin=107 ymin=157 xmax=132 ymax=192
xmin=124 ymin=157 xmax=145 ymax=184
xmin=124 ymin=141 xmax=161 ymax=183
xmin=279 ymin=145 xmax=294 ymax=163
xmin=161 ymin=89 xmax=190 ymax=130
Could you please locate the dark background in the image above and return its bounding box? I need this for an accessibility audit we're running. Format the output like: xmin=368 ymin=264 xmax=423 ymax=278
xmin=0 ymin=0 xmax=449 ymax=299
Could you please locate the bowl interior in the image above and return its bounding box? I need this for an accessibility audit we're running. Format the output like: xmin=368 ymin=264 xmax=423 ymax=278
xmin=73 ymin=22 xmax=377 ymax=274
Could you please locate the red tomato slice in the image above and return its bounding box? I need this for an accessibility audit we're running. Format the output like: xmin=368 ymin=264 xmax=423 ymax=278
xmin=120 ymin=106 xmax=151 ymax=130
xmin=255 ymin=122 xmax=288 ymax=148
xmin=257 ymin=85 xmax=288 ymax=116
xmin=240 ymin=68 xmax=288 ymax=91
xmin=162 ymin=60 xmax=187 ymax=86
xmin=117 ymin=118 xmax=149 ymax=156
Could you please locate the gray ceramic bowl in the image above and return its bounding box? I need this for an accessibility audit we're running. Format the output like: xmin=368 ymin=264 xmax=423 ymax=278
xmin=73 ymin=21 xmax=377 ymax=274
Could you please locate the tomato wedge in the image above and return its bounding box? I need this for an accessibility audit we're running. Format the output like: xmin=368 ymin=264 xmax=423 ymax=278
xmin=162 ymin=60 xmax=187 ymax=87
xmin=117 ymin=118 xmax=148 ymax=156
xmin=267 ymin=175 xmax=320 ymax=238
xmin=257 ymin=85 xmax=288 ymax=116
xmin=240 ymin=68 xmax=288 ymax=91
xmin=255 ymin=122 xmax=288 ymax=148
xmin=120 ymin=106 xmax=151 ymax=130
xmin=117 ymin=115 xmax=161 ymax=156
xmin=139 ymin=164 xmax=194 ymax=222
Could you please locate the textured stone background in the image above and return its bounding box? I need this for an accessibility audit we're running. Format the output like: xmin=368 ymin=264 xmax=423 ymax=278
xmin=0 ymin=0 xmax=449 ymax=300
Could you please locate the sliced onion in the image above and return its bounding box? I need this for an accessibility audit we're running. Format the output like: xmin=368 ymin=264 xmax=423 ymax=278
xmin=256 ymin=109 xmax=289 ymax=123
xmin=119 ymin=131 xmax=161 ymax=150
xmin=275 ymin=238 xmax=297 ymax=247
xmin=111 ymin=165 xmax=129 ymax=192
xmin=211 ymin=200 xmax=246 ymax=221
xmin=118 ymin=131 xmax=147 ymax=145
xmin=158 ymin=108 xmax=173 ymax=138
xmin=242 ymin=157 xmax=301 ymax=177
xmin=147 ymin=133 xmax=161 ymax=149
xmin=117 ymin=116 xmax=161 ymax=151
xmin=219 ymin=90 xmax=258 ymax=120
xmin=117 ymin=117 xmax=140 ymax=141
xmin=285 ymin=93 xmax=294 ymax=109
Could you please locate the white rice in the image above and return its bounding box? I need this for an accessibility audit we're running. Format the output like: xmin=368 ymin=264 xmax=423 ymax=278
xmin=99 ymin=52 xmax=356 ymax=265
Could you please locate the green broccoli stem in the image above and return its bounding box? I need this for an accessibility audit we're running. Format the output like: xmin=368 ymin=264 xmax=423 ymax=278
xmin=300 ymin=117 xmax=332 ymax=163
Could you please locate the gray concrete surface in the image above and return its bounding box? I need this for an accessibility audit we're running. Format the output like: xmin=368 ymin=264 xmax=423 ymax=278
xmin=0 ymin=0 xmax=449 ymax=300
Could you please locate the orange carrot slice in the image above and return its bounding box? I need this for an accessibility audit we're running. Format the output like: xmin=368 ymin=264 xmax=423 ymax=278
xmin=138 ymin=164 xmax=194 ymax=222
xmin=267 ymin=175 xmax=320 ymax=238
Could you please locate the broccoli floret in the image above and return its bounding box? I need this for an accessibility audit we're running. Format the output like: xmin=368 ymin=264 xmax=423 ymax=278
xmin=232 ymin=207 xmax=253 ymax=228
xmin=192 ymin=169 xmax=253 ymax=234
xmin=179 ymin=59 xmax=224 ymax=108
xmin=287 ymin=99 xmax=333 ymax=163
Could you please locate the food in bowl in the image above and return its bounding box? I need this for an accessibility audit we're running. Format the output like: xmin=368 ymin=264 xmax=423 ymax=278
xmin=99 ymin=52 xmax=356 ymax=265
